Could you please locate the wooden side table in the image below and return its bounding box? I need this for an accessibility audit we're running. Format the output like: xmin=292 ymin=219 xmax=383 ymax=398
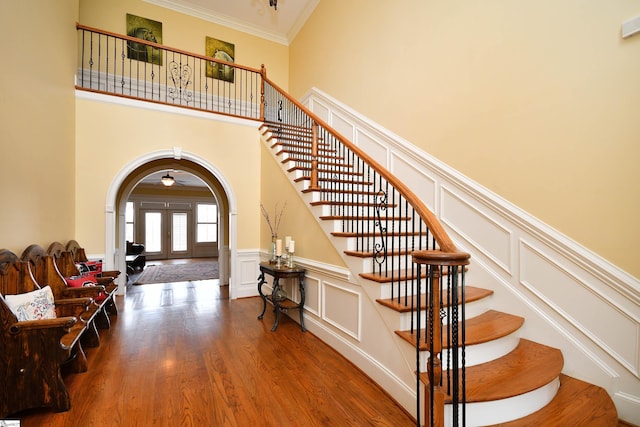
xmin=257 ymin=262 xmax=306 ymax=332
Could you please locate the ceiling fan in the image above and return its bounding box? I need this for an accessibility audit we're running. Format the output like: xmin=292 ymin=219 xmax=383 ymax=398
xmin=158 ymin=170 xmax=191 ymax=187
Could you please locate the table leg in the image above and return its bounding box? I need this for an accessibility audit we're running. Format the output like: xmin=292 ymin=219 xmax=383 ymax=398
xmin=257 ymin=271 xmax=267 ymax=320
xmin=271 ymin=277 xmax=281 ymax=332
xmin=299 ymin=274 xmax=306 ymax=332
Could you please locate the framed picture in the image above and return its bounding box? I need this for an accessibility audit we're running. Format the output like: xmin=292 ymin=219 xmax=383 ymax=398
xmin=126 ymin=13 xmax=163 ymax=65
xmin=205 ymin=36 xmax=235 ymax=83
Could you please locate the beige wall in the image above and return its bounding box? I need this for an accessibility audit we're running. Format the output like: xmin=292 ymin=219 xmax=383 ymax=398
xmin=75 ymin=98 xmax=262 ymax=253
xmin=79 ymin=0 xmax=289 ymax=88
xmin=0 ymin=0 xmax=79 ymax=256
xmin=260 ymin=144 xmax=344 ymax=266
xmin=290 ymin=0 xmax=640 ymax=278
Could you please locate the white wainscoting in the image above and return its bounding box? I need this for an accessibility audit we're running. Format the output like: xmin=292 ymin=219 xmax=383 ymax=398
xmin=233 ymin=250 xmax=262 ymax=299
xmin=302 ymin=87 xmax=640 ymax=423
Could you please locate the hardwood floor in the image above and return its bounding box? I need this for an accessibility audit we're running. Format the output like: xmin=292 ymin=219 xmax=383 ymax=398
xmin=16 ymin=278 xmax=414 ymax=426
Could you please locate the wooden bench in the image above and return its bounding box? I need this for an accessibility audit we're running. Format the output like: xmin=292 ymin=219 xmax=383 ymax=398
xmin=64 ymin=240 xmax=119 ymax=316
xmin=0 ymin=249 xmax=91 ymax=417
xmin=47 ymin=242 xmax=118 ymax=325
xmin=21 ymin=244 xmax=105 ymax=341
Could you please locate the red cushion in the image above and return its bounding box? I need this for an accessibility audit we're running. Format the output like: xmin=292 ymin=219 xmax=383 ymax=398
xmin=65 ymin=276 xmax=97 ymax=287
xmin=85 ymin=260 xmax=103 ymax=273
xmin=65 ymin=276 xmax=106 ymax=302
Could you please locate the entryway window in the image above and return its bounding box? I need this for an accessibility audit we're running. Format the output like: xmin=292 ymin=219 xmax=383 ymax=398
xmin=125 ymin=201 xmax=135 ymax=242
xmin=197 ymin=203 xmax=217 ymax=243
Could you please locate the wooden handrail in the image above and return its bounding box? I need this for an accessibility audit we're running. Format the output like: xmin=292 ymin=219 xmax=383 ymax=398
xmin=262 ymin=76 xmax=459 ymax=253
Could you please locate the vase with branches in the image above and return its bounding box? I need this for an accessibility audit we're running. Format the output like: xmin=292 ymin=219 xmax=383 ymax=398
xmin=261 ymin=202 xmax=286 ymax=263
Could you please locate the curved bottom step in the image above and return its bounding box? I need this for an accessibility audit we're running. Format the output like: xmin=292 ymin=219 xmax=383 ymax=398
xmin=446 ymin=377 xmax=559 ymax=426
xmin=488 ymin=374 xmax=618 ymax=426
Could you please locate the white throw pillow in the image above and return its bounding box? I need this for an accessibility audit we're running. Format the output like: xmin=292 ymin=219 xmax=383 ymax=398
xmin=4 ymin=286 xmax=57 ymax=321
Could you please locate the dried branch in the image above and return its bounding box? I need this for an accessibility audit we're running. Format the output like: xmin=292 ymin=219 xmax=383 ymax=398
xmin=260 ymin=201 xmax=287 ymax=238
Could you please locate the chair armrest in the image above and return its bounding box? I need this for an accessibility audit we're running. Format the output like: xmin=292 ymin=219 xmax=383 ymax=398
xmin=9 ymin=316 xmax=78 ymax=334
xmin=54 ymin=298 xmax=94 ymax=318
xmin=61 ymin=286 xmax=106 ymax=299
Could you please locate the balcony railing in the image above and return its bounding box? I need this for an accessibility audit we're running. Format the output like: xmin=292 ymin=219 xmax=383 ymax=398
xmin=76 ymin=23 xmax=264 ymax=121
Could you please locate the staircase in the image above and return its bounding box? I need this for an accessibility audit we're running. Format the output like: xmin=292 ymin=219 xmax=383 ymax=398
xmin=259 ymin=120 xmax=618 ymax=426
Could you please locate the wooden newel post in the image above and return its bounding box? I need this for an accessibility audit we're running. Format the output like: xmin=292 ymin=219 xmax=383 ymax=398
xmin=413 ymin=249 xmax=470 ymax=427
xmin=310 ymin=121 xmax=319 ymax=190
xmin=260 ymin=64 xmax=266 ymax=121
xmin=425 ymin=265 xmax=445 ymax=427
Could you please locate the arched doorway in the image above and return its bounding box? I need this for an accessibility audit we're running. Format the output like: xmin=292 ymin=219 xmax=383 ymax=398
xmin=105 ymin=148 xmax=237 ymax=298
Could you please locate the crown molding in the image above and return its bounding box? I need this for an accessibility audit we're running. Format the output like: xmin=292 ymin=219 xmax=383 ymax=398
xmin=145 ymin=0 xmax=295 ymax=45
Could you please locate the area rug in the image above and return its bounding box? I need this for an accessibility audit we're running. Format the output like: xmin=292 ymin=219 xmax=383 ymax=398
xmin=133 ymin=262 xmax=219 ymax=285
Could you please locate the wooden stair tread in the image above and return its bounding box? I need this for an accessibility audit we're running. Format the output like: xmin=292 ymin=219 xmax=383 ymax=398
xmin=318 ymin=201 xmax=396 ymax=208
xmin=271 ymin=138 xmax=327 ymax=146
xmin=395 ymin=310 xmax=525 ymax=349
xmin=360 ymin=262 xmax=465 ymax=283
xmin=260 ymin=121 xmax=313 ymax=132
xmin=325 ymin=216 xmax=411 ymax=221
xmin=344 ymin=248 xmax=413 ymax=257
xmin=376 ymin=286 xmax=493 ymax=312
xmin=361 ymin=268 xmax=427 ymax=282
xmin=290 ymin=167 xmax=363 ymax=176
xmin=284 ymin=159 xmax=351 ymax=168
xmin=334 ymin=230 xmax=425 ymax=239
xmin=488 ymin=374 xmax=618 ymax=426
xmin=305 ymin=188 xmax=380 ymax=196
xmin=420 ymin=339 xmax=564 ymax=403
xmin=295 ymin=176 xmax=373 ymax=185
xmin=276 ymin=148 xmax=337 ymax=156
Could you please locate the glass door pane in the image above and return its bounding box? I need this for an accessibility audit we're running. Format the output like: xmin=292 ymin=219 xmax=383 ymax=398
xmin=172 ymin=212 xmax=188 ymax=252
xmin=145 ymin=211 xmax=163 ymax=253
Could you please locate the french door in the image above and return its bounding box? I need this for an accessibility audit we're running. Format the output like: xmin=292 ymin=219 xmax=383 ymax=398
xmin=141 ymin=209 xmax=192 ymax=260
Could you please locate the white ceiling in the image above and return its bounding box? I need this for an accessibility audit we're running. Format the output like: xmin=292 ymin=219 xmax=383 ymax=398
xmin=145 ymin=0 xmax=320 ymax=45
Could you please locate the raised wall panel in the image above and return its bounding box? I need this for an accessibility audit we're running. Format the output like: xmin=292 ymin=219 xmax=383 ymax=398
xmin=310 ymin=99 xmax=329 ymax=123
xmin=331 ymin=113 xmax=355 ymax=142
xmin=390 ymin=153 xmax=437 ymax=212
xmin=441 ymin=186 xmax=512 ymax=275
xmin=303 ymin=274 xmax=321 ymax=317
xmin=235 ymin=253 xmax=261 ymax=298
xmin=520 ymin=240 xmax=639 ymax=374
xmin=355 ymin=128 xmax=388 ymax=168
xmin=322 ymin=281 xmax=361 ymax=340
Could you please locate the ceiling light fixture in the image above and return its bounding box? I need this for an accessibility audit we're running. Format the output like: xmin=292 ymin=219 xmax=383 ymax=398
xmin=161 ymin=173 xmax=175 ymax=187
xmin=269 ymin=0 xmax=277 ymax=10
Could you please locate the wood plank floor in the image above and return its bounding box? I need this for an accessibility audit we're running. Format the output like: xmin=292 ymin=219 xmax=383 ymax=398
xmin=16 ymin=279 xmax=414 ymax=426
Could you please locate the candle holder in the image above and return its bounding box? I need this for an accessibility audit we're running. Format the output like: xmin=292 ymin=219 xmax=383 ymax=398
xmin=276 ymin=255 xmax=282 ymax=269
xmin=269 ymin=237 xmax=278 ymax=264
xmin=287 ymin=250 xmax=294 ymax=268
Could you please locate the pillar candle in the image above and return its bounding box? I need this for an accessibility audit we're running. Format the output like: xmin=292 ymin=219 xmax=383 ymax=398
xmin=285 ymin=236 xmax=291 ymax=251
xmin=289 ymin=240 xmax=295 ymax=253
xmin=276 ymin=239 xmax=283 ymax=256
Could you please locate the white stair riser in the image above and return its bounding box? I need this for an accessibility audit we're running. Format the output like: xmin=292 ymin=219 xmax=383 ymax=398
xmin=396 ymin=295 xmax=493 ymax=330
xmin=410 ymin=331 xmax=521 ymax=374
xmin=443 ymin=377 xmax=560 ymax=426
